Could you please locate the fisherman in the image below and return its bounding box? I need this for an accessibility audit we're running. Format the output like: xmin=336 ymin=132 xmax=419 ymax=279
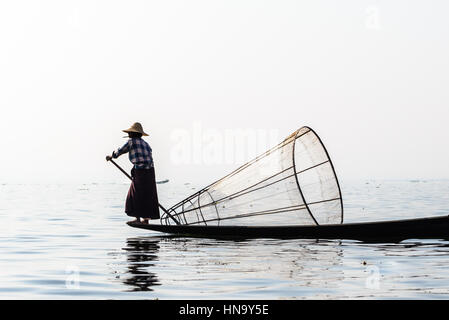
xmin=106 ymin=122 xmax=160 ymax=224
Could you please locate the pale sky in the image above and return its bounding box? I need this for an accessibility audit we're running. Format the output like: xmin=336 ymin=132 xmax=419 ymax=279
xmin=0 ymin=1 xmax=448 ymax=185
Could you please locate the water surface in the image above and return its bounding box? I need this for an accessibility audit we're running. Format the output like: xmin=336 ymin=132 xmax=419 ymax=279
xmin=1 ymin=180 xmax=449 ymax=299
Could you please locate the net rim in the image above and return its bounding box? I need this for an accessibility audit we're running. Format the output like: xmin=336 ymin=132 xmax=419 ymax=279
xmin=293 ymin=126 xmax=344 ymax=225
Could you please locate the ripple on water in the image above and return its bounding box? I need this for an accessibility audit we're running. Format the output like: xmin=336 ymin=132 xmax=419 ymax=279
xmin=2 ymin=180 xmax=449 ymax=299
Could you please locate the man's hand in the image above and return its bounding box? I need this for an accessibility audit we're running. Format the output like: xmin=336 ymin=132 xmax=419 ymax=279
xmin=106 ymin=155 xmax=112 ymax=161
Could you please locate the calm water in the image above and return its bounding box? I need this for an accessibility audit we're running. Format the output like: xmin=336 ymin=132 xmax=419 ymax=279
xmin=1 ymin=179 xmax=449 ymax=299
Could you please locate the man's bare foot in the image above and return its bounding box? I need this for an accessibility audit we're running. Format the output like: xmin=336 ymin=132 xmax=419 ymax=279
xmin=141 ymin=219 xmax=149 ymax=225
xmin=128 ymin=218 xmax=141 ymax=224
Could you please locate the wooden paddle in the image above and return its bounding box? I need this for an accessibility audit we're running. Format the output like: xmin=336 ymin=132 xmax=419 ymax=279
xmin=108 ymin=158 xmax=180 ymax=225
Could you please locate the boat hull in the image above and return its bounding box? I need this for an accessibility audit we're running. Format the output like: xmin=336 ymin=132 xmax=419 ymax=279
xmin=127 ymin=215 xmax=449 ymax=242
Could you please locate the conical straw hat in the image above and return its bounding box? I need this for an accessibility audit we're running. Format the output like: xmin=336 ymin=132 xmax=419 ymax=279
xmin=122 ymin=122 xmax=149 ymax=136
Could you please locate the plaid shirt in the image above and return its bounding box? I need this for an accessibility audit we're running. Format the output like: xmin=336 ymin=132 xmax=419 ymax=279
xmin=112 ymin=138 xmax=154 ymax=169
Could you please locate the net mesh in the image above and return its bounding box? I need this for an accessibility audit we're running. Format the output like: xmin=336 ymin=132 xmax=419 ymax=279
xmin=162 ymin=126 xmax=343 ymax=226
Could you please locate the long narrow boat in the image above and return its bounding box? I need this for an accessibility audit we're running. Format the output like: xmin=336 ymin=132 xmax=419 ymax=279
xmin=127 ymin=127 xmax=449 ymax=242
xmin=127 ymin=215 xmax=449 ymax=242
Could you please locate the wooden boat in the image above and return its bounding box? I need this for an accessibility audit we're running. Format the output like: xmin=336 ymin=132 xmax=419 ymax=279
xmin=127 ymin=215 xmax=449 ymax=242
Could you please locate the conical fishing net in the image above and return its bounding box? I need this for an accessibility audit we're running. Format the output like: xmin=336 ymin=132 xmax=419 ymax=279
xmin=162 ymin=127 xmax=343 ymax=226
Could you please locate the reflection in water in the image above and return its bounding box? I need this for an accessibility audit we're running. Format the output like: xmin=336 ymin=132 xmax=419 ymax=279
xmin=120 ymin=237 xmax=161 ymax=292
xmin=110 ymin=236 xmax=449 ymax=298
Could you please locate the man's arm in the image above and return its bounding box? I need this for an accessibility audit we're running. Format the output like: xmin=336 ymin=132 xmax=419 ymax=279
xmin=106 ymin=140 xmax=130 ymax=161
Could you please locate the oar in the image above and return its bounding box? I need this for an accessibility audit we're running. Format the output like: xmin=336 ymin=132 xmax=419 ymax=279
xmin=108 ymin=158 xmax=180 ymax=225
